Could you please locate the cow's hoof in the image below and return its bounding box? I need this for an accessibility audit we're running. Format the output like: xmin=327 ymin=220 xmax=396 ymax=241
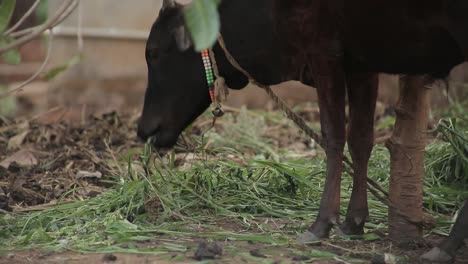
xmin=297 ymin=231 xmax=322 ymax=244
xmin=420 ymin=247 xmax=454 ymax=264
xmin=338 ymin=220 xmax=365 ymax=236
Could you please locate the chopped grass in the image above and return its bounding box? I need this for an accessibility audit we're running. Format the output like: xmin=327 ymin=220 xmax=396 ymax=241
xmin=0 ymin=105 xmax=467 ymax=262
xmin=424 ymin=118 xmax=468 ymax=216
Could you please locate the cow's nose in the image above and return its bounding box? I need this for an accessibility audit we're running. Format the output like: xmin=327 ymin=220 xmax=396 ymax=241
xmin=137 ymin=122 xmax=156 ymax=142
xmin=137 ymin=128 xmax=149 ymax=143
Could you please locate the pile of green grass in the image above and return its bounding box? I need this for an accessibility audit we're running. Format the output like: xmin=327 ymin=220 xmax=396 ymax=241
xmin=424 ymin=118 xmax=468 ymax=214
xmin=0 ymin=106 xmax=467 ymax=255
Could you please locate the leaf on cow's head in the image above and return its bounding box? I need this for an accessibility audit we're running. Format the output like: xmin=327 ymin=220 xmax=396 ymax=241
xmin=183 ymin=0 xmax=221 ymax=51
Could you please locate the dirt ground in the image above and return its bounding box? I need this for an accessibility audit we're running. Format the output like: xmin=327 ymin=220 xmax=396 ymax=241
xmin=0 ymin=110 xmax=140 ymax=211
xmin=1 ymin=237 xmax=467 ymax=263
xmin=0 ymin=109 xmax=467 ymax=264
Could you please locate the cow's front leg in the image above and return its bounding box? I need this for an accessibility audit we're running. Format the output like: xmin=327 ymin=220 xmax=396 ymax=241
xmin=299 ymin=57 xmax=346 ymax=242
xmin=421 ymin=200 xmax=468 ymax=263
xmin=340 ymin=72 xmax=378 ymax=235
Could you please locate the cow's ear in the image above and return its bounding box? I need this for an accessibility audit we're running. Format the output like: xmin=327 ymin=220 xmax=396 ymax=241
xmin=173 ymin=24 xmax=193 ymax=51
xmin=161 ymin=0 xmax=176 ymax=11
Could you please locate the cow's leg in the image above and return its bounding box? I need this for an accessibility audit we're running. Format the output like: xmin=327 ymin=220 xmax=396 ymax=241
xmin=340 ymin=73 xmax=378 ymax=235
xmin=299 ymin=57 xmax=346 ymax=242
xmin=421 ymin=200 xmax=468 ymax=263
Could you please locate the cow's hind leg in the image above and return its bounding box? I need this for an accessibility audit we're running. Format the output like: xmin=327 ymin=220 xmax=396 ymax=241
xmin=421 ymin=200 xmax=468 ymax=263
xmin=340 ymin=73 xmax=378 ymax=235
xmin=299 ymin=58 xmax=347 ymax=242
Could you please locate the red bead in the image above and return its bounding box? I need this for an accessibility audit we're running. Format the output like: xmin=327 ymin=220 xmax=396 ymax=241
xmin=209 ymin=90 xmax=215 ymax=102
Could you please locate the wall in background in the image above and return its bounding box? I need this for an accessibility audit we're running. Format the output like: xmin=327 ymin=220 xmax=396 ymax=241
xmin=5 ymin=1 xmax=467 ymax=121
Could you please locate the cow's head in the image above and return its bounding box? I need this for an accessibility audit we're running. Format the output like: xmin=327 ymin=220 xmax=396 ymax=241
xmin=137 ymin=1 xmax=213 ymax=148
xmin=138 ymin=0 xmax=297 ymax=149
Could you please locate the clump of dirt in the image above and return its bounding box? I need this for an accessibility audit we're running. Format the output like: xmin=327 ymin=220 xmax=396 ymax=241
xmin=194 ymin=241 xmax=223 ymax=261
xmin=0 ymin=111 xmax=141 ymax=210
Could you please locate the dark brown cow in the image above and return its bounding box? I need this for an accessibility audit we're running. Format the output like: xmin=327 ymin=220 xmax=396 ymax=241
xmin=138 ymin=0 xmax=467 ymax=262
xmin=274 ymin=0 xmax=467 ymax=239
xmin=273 ymin=0 xmax=467 ymax=261
xmin=420 ymin=201 xmax=468 ymax=262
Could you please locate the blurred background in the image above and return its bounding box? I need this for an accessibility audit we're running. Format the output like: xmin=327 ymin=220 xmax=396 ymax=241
xmin=1 ymin=0 xmax=467 ymax=122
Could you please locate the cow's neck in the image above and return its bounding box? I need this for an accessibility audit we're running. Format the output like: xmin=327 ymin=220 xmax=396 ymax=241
xmin=446 ymin=0 xmax=468 ymax=60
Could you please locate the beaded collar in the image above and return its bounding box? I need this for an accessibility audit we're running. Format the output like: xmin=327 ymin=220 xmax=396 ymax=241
xmin=201 ymin=49 xmax=224 ymax=117
xmin=201 ymin=49 xmax=216 ymax=102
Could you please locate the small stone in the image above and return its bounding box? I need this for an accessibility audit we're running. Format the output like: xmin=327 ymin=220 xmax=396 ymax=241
xmin=250 ymin=249 xmax=267 ymax=258
xmin=292 ymin=255 xmax=310 ymax=261
xmin=420 ymin=247 xmax=453 ymax=263
xmin=297 ymin=231 xmax=322 ymax=244
xmin=370 ymin=255 xmax=385 ymax=264
xmin=194 ymin=241 xmax=223 ymax=261
xmin=103 ymin=253 xmax=117 ymax=262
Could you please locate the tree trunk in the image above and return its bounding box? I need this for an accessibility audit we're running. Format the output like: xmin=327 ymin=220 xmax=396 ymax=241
xmin=386 ymin=75 xmax=431 ymax=244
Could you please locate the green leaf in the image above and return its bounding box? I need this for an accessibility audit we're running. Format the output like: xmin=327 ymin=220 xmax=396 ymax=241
xmin=42 ymin=54 xmax=82 ymax=81
xmin=0 ymin=37 xmax=21 ymax=64
xmin=0 ymin=0 xmax=16 ymax=33
xmin=2 ymin=46 xmax=20 ymax=64
xmin=362 ymin=233 xmax=381 ymax=241
xmin=0 ymin=84 xmax=16 ymax=117
xmin=183 ymin=0 xmax=221 ymax=51
xmin=36 ymin=0 xmax=49 ymax=24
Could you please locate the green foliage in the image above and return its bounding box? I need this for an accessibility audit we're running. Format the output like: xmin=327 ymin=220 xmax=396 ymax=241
xmin=423 ymin=114 xmax=468 ymax=215
xmin=0 ymin=0 xmax=16 ymax=33
xmin=0 ymin=180 xmax=148 ymax=252
xmin=42 ymin=55 xmax=82 ymax=81
xmin=2 ymin=46 xmax=20 ymax=64
xmin=206 ymin=108 xmax=279 ymax=160
xmin=0 ymin=0 xmax=20 ymax=63
xmin=0 ymin=84 xmax=16 ymax=116
xmin=438 ymin=100 xmax=468 ymax=128
xmin=0 ymin=37 xmax=21 ymax=64
xmin=426 ymin=119 xmax=468 ymax=186
xmin=1 ymin=108 xmax=466 ymax=254
xmin=36 ymin=0 xmax=49 ymax=24
xmin=183 ymin=0 xmax=221 ymax=51
xmin=1 ymin=106 xmax=467 ymax=256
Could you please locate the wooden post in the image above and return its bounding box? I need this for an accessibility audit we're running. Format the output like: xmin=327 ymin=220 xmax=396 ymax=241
xmin=386 ymin=75 xmax=431 ymax=244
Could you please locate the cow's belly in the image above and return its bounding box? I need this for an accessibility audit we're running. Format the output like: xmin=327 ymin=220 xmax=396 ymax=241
xmin=344 ymin=26 xmax=464 ymax=78
xmin=341 ymin=3 xmax=465 ymax=77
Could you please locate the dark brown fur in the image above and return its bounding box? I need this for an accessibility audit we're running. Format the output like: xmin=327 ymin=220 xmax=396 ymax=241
xmin=138 ymin=0 xmax=467 ymax=259
xmin=274 ymin=0 xmax=467 ymax=257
